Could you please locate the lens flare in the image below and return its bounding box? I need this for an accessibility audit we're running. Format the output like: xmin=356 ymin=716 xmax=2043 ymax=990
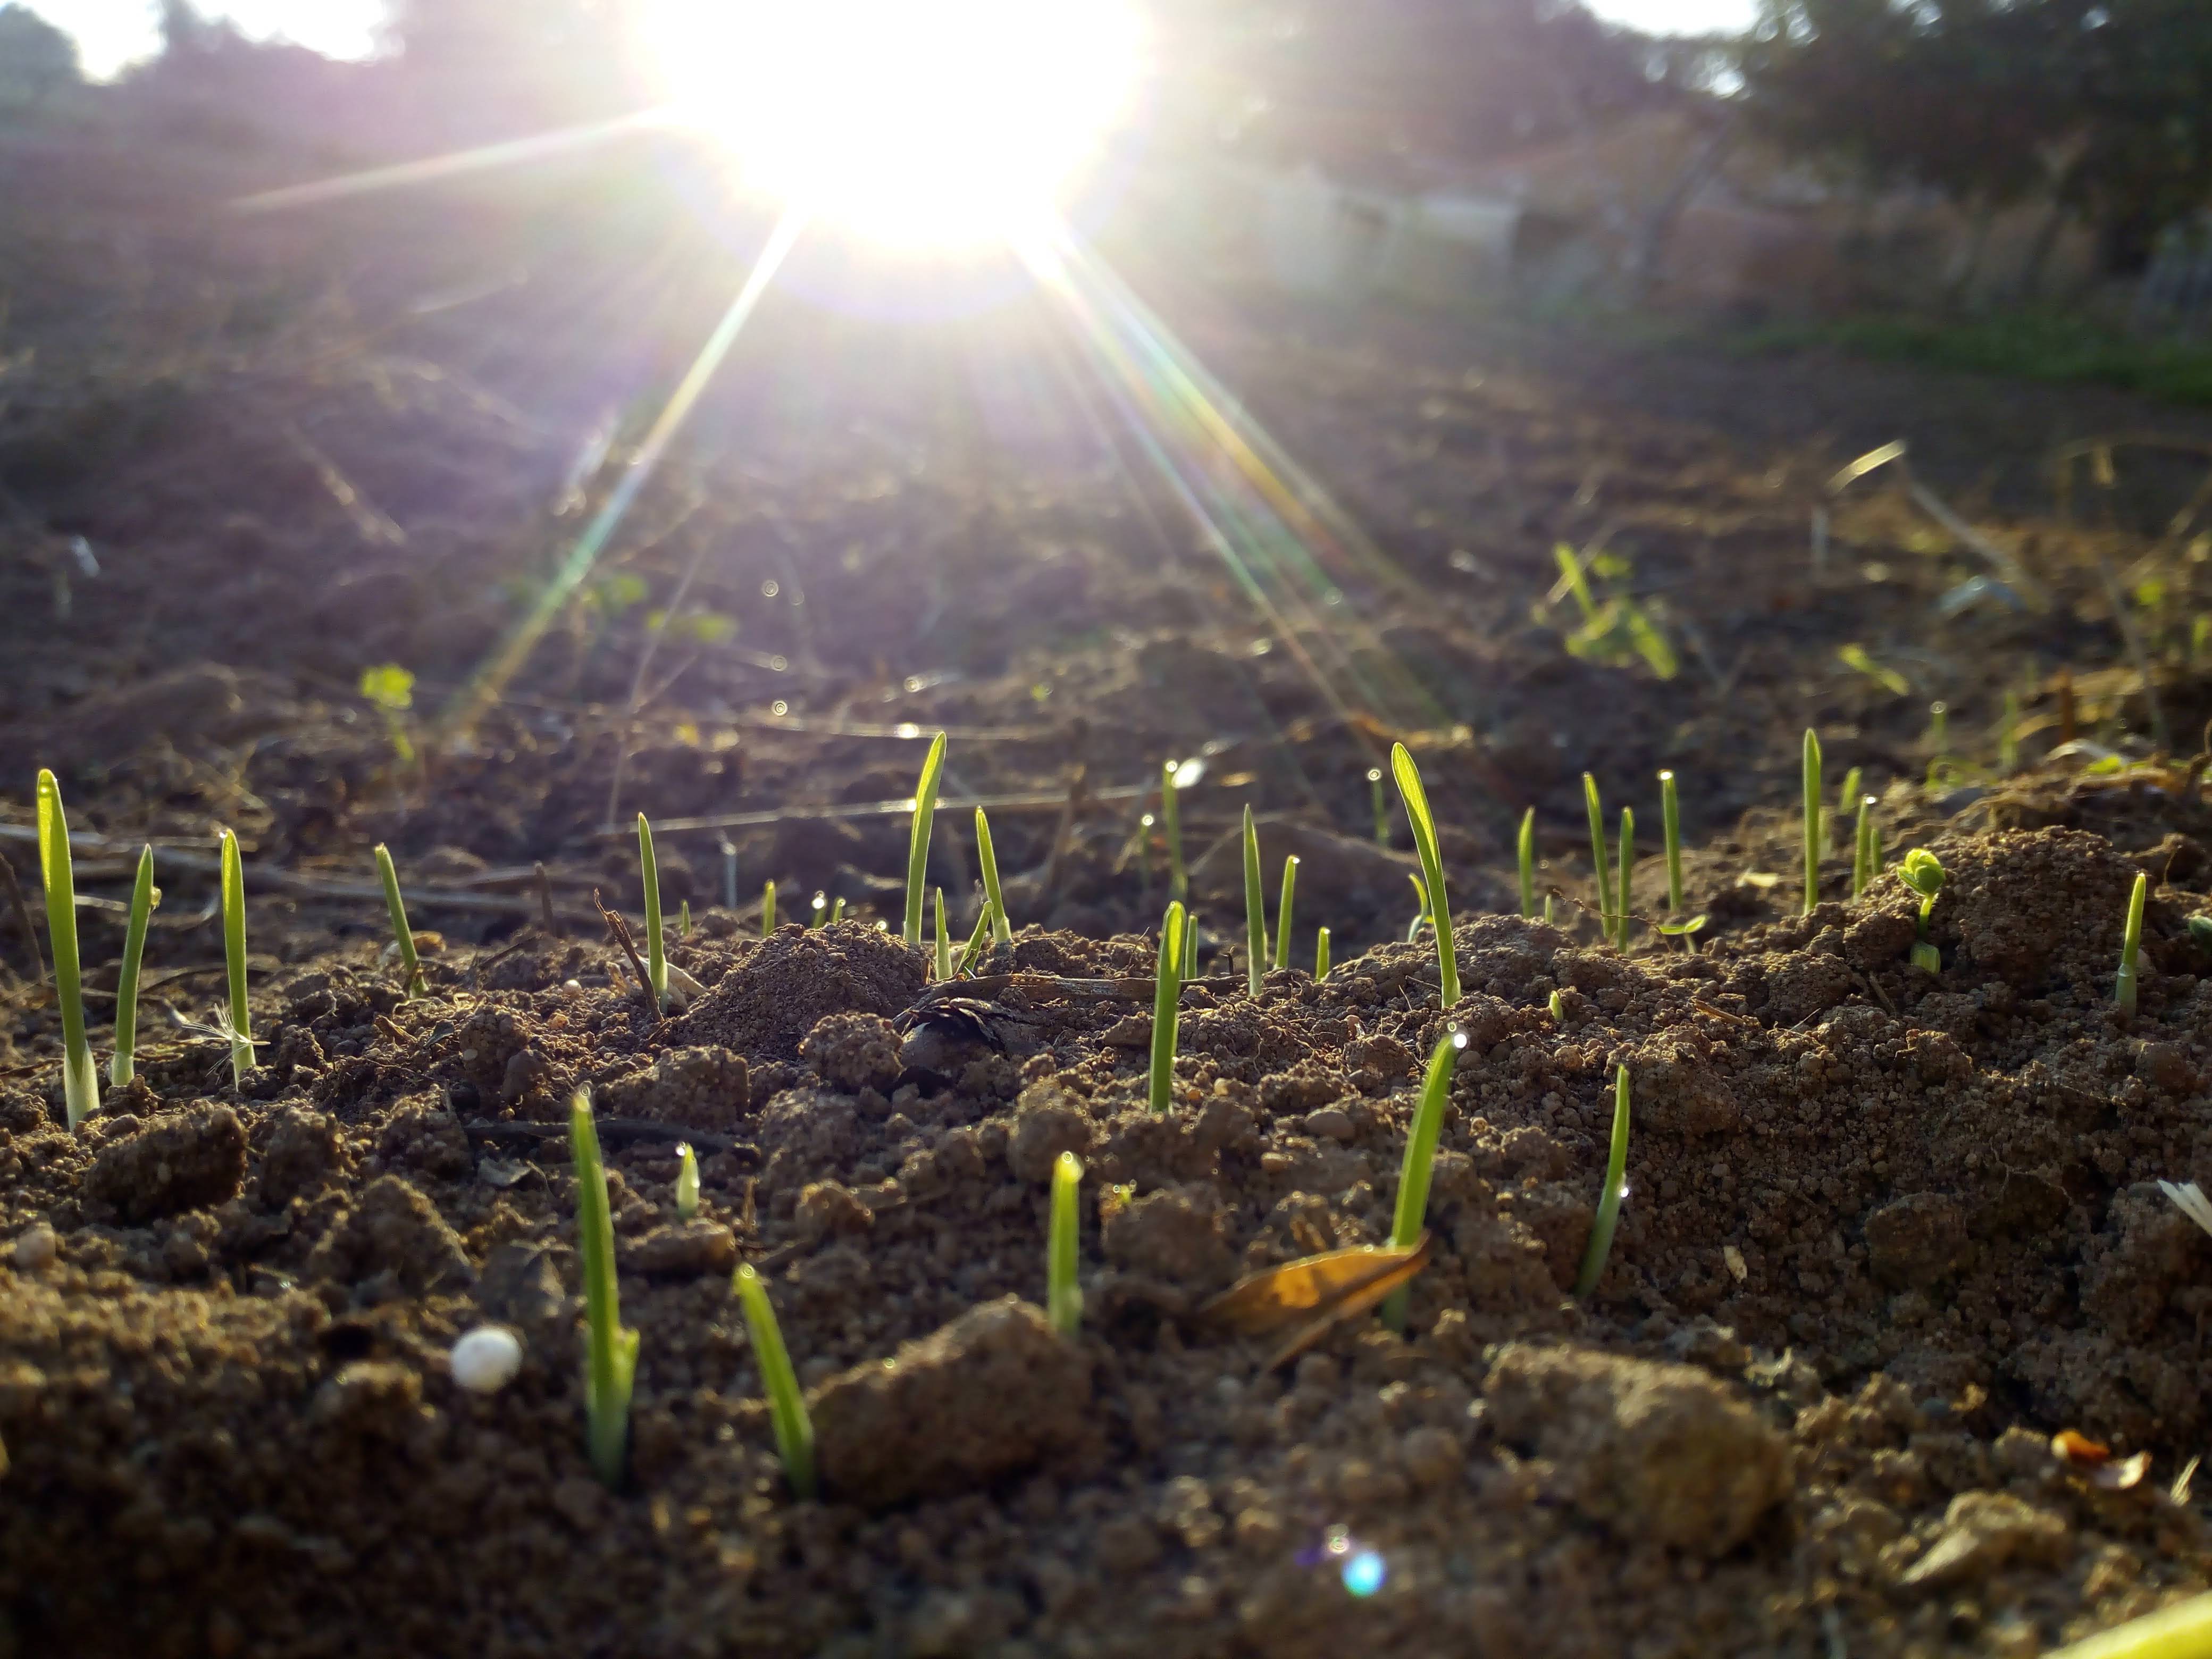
xmin=642 ymin=0 xmax=1139 ymax=248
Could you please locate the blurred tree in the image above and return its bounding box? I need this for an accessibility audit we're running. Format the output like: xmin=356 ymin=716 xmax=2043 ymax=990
xmin=0 ymin=3 xmax=79 ymax=113
xmin=384 ymin=0 xmax=642 ymax=135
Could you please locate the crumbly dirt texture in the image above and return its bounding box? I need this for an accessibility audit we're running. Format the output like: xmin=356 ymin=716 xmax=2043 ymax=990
xmin=6 ymin=115 xmax=2212 ymax=1659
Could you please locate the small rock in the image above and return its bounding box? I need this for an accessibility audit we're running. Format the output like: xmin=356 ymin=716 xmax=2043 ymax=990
xmin=1865 ymin=1193 xmax=1970 ymax=1289
xmin=1899 ymin=1490 xmax=2069 ymax=1588
xmin=810 ymin=1297 xmax=1092 ymax=1506
xmin=1102 ymin=1187 xmax=1233 ymax=1287
xmin=1484 ymin=1344 xmax=1791 ymax=1556
xmin=86 ymin=1104 xmax=248 ymax=1223
xmin=1008 ymin=1083 xmax=1096 ymax=1183
xmin=13 ymin=1222 xmax=56 ymax=1271
xmin=1301 ymin=1107 xmax=1356 ymax=1143
xmin=449 ymin=1327 xmax=524 ymax=1393
xmin=620 ymin=1220 xmax=737 ymax=1277
xmin=796 ymin=1181 xmax=873 ymax=1244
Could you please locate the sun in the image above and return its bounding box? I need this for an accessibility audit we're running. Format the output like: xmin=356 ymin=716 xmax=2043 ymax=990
xmin=641 ymin=0 xmax=1141 ymax=250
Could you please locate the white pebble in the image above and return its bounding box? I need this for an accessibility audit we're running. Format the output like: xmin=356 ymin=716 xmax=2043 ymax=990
xmin=14 ymin=1224 xmax=56 ymax=1272
xmin=449 ymin=1326 xmax=523 ymax=1393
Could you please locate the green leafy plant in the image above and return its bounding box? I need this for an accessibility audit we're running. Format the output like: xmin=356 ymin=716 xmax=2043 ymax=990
xmin=1150 ymin=901 xmax=1185 ymax=1116
xmin=219 ymin=827 xmax=252 ymax=1089
xmin=359 ymin=664 xmax=418 ymax=767
xmin=1242 ymin=805 xmax=1266 ymax=997
xmin=1391 ymin=743 xmax=1460 ymax=1007
xmin=975 ymin=807 xmax=1013 ymax=945
xmin=1574 ymin=1065 xmax=1632 ymax=1298
xmin=1657 ymin=769 xmax=1703 ymax=950
xmin=1314 ymin=926 xmax=1331 ymax=979
xmin=572 ymin=1090 xmax=639 ymax=1489
xmin=829 ymin=896 xmax=845 ymax=925
xmin=1518 ymin=807 xmax=1537 ymax=919
xmin=1853 ymin=794 xmax=1880 ymax=898
xmin=1614 ymin=806 xmax=1633 ymax=952
xmin=1900 ymin=849 xmax=1945 ymax=972
xmin=110 ymin=845 xmax=156 ymax=1090
xmin=1583 ymin=773 xmax=1614 ymax=946
xmin=761 ymin=880 xmax=776 ymax=937
xmin=733 ymin=1262 xmax=815 ymax=1499
xmin=636 ymin=814 xmax=668 ymax=1009
xmin=1273 ymin=856 xmax=1298 ymax=971
xmin=1381 ymin=1030 xmax=1466 ymax=1329
xmin=675 ymin=1142 xmax=700 ymax=1220
xmin=374 ymin=844 xmax=427 ymax=999
xmin=903 ymin=731 xmax=948 ymax=946
xmin=1837 ymin=644 xmax=1909 ymax=697
xmin=1161 ymin=759 xmax=1188 ymax=901
xmin=1542 ymin=543 xmax=1677 ymax=680
xmin=1049 ymin=1150 xmax=1083 ymax=1338
xmin=1837 ymin=766 xmax=1863 ymax=829
xmin=2117 ymin=870 xmax=2148 ymax=1016
xmin=35 ymin=770 xmax=96 ymax=1128
xmin=1802 ymin=728 xmax=1822 ymax=916
xmin=1548 ymin=988 xmax=1566 ymax=1021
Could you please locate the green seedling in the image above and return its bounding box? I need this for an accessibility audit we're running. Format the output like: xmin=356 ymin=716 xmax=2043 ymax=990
xmin=1314 ymin=926 xmax=1331 ymax=979
xmin=2189 ymin=915 xmax=2212 ymax=951
xmin=957 ymin=902 xmax=993 ymax=977
xmin=675 ymin=1142 xmax=700 ymax=1220
xmin=637 ymin=814 xmax=667 ymax=1009
xmin=1659 ymin=770 xmax=1696 ymax=950
xmin=1614 ymin=806 xmax=1633 ymax=952
xmin=35 ymin=770 xmax=97 ymax=1128
xmin=1049 ymin=1150 xmax=1083 ymax=1338
xmin=1925 ymin=700 xmax=1950 ymax=785
xmin=903 ymin=731 xmax=948 ymax=946
xmin=1150 ymin=901 xmax=1185 ymax=1115
xmin=761 ymin=881 xmax=776 ymax=936
xmin=1837 ymin=643 xmax=1908 ymax=697
xmin=680 ymin=900 xmax=692 ymax=939
xmin=219 ymin=827 xmax=252 ymax=1089
xmin=1180 ymin=909 xmax=1198 ymax=981
xmin=719 ymin=836 xmax=738 ymax=911
xmin=975 ymin=807 xmax=1013 ymax=944
xmin=1517 ymin=807 xmax=1537 ymax=919
xmin=809 ymin=892 xmax=827 ymax=927
xmin=1368 ymin=767 xmax=1388 ymax=846
xmin=1853 ymin=794 xmax=1879 ymax=898
xmin=1574 ymin=1065 xmax=1632 ymax=1298
xmin=110 ymin=845 xmax=156 ymax=1089
xmin=1802 ymin=727 xmax=1822 ymax=916
xmin=375 ymin=844 xmax=426 ymax=999
xmin=1382 ymin=1030 xmax=1466 ymax=1330
xmin=1391 ymin=743 xmax=1460 ymax=1007
xmin=1543 ymin=542 xmax=1677 ymax=679
xmin=1548 ymin=988 xmax=1566 ymax=1021
xmin=2117 ymin=870 xmax=2148 ymax=1016
xmin=1837 ymin=766 xmax=1862 ymax=834
xmin=934 ymin=887 xmax=951 ymax=981
xmin=1583 ymin=773 xmax=1614 ymax=945
xmin=1900 ymin=849 xmax=1945 ymax=972
xmin=829 ymin=896 xmax=845 ymax=925
xmin=359 ymin=663 xmax=418 ymax=767
xmin=1242 ymin=806 xmax=1266 ymax=997
xmin=1406 ymin=873 xmax=1429 ymax=944
xmin=1273 ymin=856 xmax=1298 ymax=971
xmin=733 ymin=1262 xmax=815 ymax=1500
xmin=1161 ymin=759 xmax=1188 ymax=901
xmin=572 ymin=1091 xmax=639 ymax=1488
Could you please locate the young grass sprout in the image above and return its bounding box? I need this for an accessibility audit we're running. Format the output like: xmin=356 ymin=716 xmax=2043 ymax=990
xmin=1802 ymin=727 xmax=1822 ymax=916
xmin=110 ymin=845 xmax=155 ymax=1089
xmin=2117 ymin=870 xmax=2148 ymax=1016
xmin=958 ymin=901 xmax=993 ymax=977
xmin=1901 ymin=849 xmax=1946 ymax=973
xmin=219 ymin=827 xmax=252 ymax=1089
xmin=1392 ymin=743 xmax=1460 ymax=1007
xmin=1314 ymin=926 xmax=1331 ymax=979
xmin=1161 ymin=759 xmax=1188 ymax=901
xmin=636 ymin=813 xmax=667 ymax=1009
xmin=733 ymin=1262 xmax=816 ymax=1500
xmin=1049 ymin=1150 xmax=1083 ymax=1338
xmin=1583 ymin=773 xmax=1614 ymax=947
xmin=934 ymin=887 xmax=951 ymax=981
xmin=1659 ymin=770 xmax=1697 ymax=951
xmin=1242 ymin=805 xmax=1266 ymax=997
xmin=35 ymin=770 xmax=97 ymax=1128
xmin=761 ymin=880 xmax=776 ymax=937
xmin=1614 ymin=806 xmax=1633 ymax=952
xmin=1406 ymin=872 xmax=1429 ymax=944
xmin=1180 ymin=909 xmax=1198 ymax=981
xmin=1273 ymin=856 xmax=1298 ymax=972
xmin=675 ymin=1142 xmax=700 ymax=1220
xmin=679 ymin=900 xmax=692 ymax=939
xmin=975 ymin=806 xmax=1013 ymax=945
xmin=903 ymin=731 xmax=948 ymax=946
xmin=571 ymin=1091 xmax=639 ymax=1488
xmin=1853 ymin=794 xmax=1880 ymax=898
xmin=1368 ymin=767 xmax=1389 ymax=846
xmin=374 ymin=844 xmax=426 ymax=999
xmin=1151 ymin=901 xmax=1185 ymax=1115
xmin=1382 ymin=1030 xmax=1466 ymax=1329
xmin=1574 ymin=1065 xmax=1632 ymax=1298
xmin=1518 ymin=806 xmax=1537 ymax=919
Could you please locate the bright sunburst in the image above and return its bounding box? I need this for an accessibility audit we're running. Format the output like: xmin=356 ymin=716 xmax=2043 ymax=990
xmin=642 ymin=0 xmax=1141 ymax=249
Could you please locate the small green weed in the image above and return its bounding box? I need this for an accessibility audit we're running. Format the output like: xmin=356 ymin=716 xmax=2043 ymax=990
xmin=1150 ymin=901 xmax=1185 ymax=1116
xmin=903 ymin=732 xmax=948 ymax=946
xmin=374 ymin=844 xmax=426 ymax=998
xmin=1390 ymin=743 xmax=1460 ymax=1007
xmin=110 ymin=845 xmax=156 ymax=1090
xmin=572 ymin=1091 xmax=639 ymax=1488
xmin=1574 ymin=1065 xmax=1631 ymax=1298
xmin=35 ymin=770 xmax=96 ymax=1128
xmin=2117 ymin=870 xmax=2148 ymax=1016
xmin=1382 ymin=1030 xmax=1465 ymax=1329
xmin=1049 ymin=1151 xmax=1083 ymax=1338
xmin=733 ymin=1263 xmax=815 ymax=1499
xmin=1901 ymin=849 xmax=1945 ymax=972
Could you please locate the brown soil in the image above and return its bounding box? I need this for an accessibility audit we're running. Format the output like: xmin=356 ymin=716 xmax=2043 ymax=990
xmin=5 ymin=114 xmax=2212 ymax=1659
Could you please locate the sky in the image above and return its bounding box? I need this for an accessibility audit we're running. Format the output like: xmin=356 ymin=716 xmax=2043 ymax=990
xmin=36 ymin=0 xmax=1758 ymax=82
